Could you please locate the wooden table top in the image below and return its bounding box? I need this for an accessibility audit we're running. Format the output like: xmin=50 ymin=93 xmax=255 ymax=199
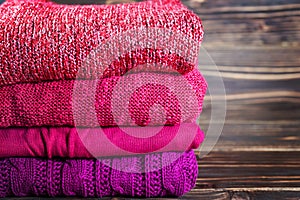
xmin=5 ymin=0 xmax=300 ymax=199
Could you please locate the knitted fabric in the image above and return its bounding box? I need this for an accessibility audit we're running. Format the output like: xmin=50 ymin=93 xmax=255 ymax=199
xmin=0 ymin=123 xmax=204 ymax=158
xmin=0 ymin=0 xmax=204 ymax=86
xmin=0 ymin=0 xmax=204 ymax=198
xmin=0 ymin=69 xmax=207 ymax=127
xmin=0 ymin=150 xmax=198 ymax=198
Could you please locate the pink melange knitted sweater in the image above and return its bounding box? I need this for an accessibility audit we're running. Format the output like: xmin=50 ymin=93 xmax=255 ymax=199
xmin=0 ymin=0 xmax=204 ymax=86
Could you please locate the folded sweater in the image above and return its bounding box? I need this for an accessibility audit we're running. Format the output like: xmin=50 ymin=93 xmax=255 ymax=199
xmin=0 ymin=70 xmax=207 ymax=127
xmin=0 ymin=123 xmax=204 ymax=158
xmin=0 ymin=0 xmax=204 ymax=86
xmin=0 ymin=150 xmax=198 ymax=198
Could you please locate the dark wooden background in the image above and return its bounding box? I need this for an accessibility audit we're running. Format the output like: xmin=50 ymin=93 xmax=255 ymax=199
xmin=4 ymin=0 xmax=300 ymax=199
xmin=191 ymin=0 xmax=300 ymax=199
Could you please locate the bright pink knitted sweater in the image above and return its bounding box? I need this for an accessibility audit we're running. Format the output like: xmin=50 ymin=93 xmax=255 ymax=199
xmin=0 ymin=69 xmax=207 ymax=127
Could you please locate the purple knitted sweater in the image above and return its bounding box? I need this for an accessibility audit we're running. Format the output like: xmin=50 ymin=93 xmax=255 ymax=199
xmin=0 ymin=150 xmax=198 ymax=198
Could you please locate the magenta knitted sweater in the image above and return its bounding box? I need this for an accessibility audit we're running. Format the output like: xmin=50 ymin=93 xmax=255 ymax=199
xmin=0 ymin=123 xmax=204 ymax=158
xmin=0 ymin=151 xmax=198 ymax=198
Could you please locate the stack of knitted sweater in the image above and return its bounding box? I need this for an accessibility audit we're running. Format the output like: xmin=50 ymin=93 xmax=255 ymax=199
xmin=0 ymin=0 xmax=207 ymax=198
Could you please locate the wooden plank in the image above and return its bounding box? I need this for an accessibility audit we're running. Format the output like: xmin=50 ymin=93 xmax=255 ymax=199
xmin=184 ymin=0 xmax=300 ymax=7
xmin=199 ymin=46 xmax=300 ymax=66
xmin=196 ymin=151 xmax=300 ymax=188
xmin=203 ymin=33 xmax=300 ymax=47
xmin=201 ymin=99 xmax=300 ymax=121
xmin=198 ymin=126 xmax=300 ymax=151
xmin=205 ymin=79 xmax=300 ymax=94
xmin=201 ymin=17 xmax=300 ymax=34
xmin=187 ymin=190 xmax=300 ymax=200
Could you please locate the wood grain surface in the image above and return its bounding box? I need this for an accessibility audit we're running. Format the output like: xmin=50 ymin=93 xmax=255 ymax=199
xmin=5 ymin=0 xmax=300 ymax=199
xmin=192 ymin=0 xmax=300 ymax=199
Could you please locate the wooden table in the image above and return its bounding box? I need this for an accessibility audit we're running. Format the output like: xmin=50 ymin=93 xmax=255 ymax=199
xmin=189 ymin=0 xmax=300 ymax=199
xmin=7 ymin=0 xmax=300 ymax=199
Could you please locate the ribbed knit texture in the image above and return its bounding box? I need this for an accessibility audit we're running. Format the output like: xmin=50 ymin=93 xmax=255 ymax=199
xmin=0 ymin=0 xmax=204 ymax=86
xmin=0 ymin=123 xmax=204 ymax=158
xmin=0 ymin=69 xmax=207 ymax=127
xmin=0 ymin=150 xmax=198 ymax=198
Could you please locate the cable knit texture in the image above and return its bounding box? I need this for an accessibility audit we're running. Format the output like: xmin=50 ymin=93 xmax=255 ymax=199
xmin=0 ymin=150 xmax=198 ymax=198
xmin=0 ymin=0 xmax=204 ymax=86
xmin=0 ymin=69 xmax=207 ymax=127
